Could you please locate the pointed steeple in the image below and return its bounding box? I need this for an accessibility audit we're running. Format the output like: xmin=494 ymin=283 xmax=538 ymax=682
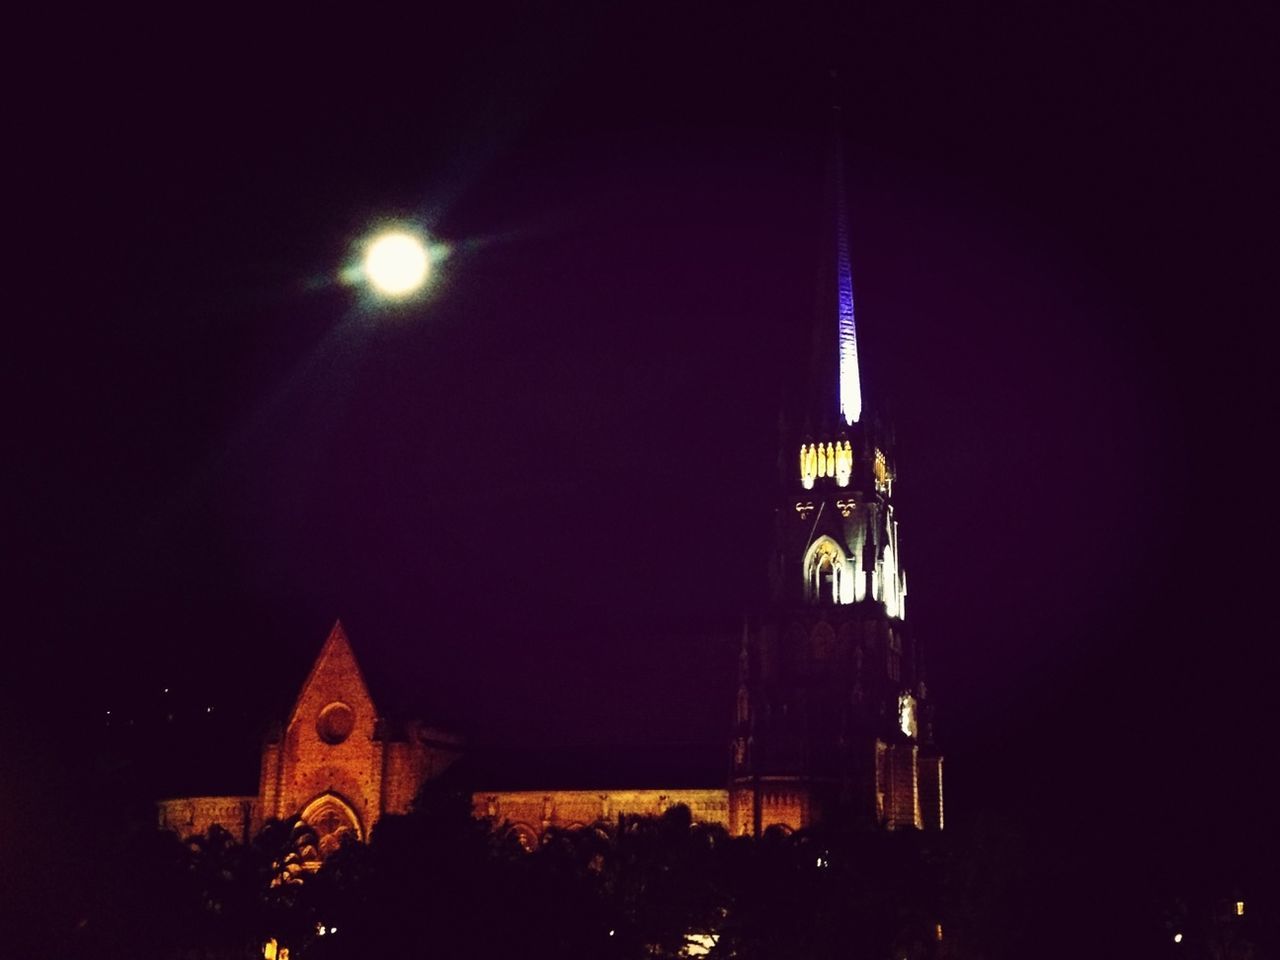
xmin=804 ymin=104 xmax=864 ymax=431
xmin=831 ymin=107 xmax=862 ymax=425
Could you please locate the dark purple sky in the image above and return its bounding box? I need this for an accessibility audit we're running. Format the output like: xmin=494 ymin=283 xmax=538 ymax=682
xmin=7 ymin=0 xmax=1275 ymax=902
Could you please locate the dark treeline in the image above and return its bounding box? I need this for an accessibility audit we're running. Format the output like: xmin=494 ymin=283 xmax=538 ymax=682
xmin=38 ymin=776 xmax=1275 ymax=960
xmin=51 ymin=780 xmax=949 ymax=960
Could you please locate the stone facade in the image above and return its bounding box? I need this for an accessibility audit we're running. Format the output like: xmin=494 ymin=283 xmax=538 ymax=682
xmin=157 ymin=795 xmax=258 ymax=844
xmin=474 ymin=789 xmax=733 ymax=848
xmin=159 ymin=622 xmax=732 ymax=849
xmin=159 ymin=612 xmax=941 ymax=852
xmin=159 ymin=621 xmax=463 ymax=852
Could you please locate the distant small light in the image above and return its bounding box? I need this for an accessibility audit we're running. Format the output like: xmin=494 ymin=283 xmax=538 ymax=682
xmin=330 ymin=927 xmax=337 ymax=935
xmin=163 ymin=687 xmax=169 ymax=694
xmin=935 ymin=923 xmax=943 ymax=941
xmin=1174 ymin=932 xmax=1183 ymax=943
xmin=608 ymin=930 xmax=615 ymax=937
xmin=207 ymin=706 xmax=213 ymax=713
xmin=1236 ymin=900 xmax=1245 ymax=916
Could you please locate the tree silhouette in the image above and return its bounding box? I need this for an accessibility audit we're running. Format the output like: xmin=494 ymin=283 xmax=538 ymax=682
xmin=70 ymin=781 xmax=1003 ymax=959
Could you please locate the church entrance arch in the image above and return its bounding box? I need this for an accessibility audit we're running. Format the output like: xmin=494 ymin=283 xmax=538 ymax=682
xmin=299 ymin=792 xmax=363 ymax=860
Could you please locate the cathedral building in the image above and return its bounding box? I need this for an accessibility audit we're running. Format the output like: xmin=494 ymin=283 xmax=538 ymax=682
xmin=158 ymin=137 xmax=943 ymax=851
xmin=729 ymin=138 xmax=944 ymax=835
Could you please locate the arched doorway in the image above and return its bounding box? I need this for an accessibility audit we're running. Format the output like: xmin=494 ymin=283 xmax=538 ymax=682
xmin=298 ymin=793 xmax=363 ymax=861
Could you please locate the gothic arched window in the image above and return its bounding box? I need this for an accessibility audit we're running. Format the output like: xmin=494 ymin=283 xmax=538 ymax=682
xmin=299 ymin=793 xmax=363 ymax=861
xmin=803 ymin=537 xmax=847 ymax=604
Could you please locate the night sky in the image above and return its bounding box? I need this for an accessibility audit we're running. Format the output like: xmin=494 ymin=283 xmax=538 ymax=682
xmin=7 ymin=0 xmax=1276 ymax=933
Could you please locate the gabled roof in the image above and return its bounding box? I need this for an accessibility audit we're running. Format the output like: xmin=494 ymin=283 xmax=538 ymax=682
xmin=286 ymin=619 xmax=376 ymax=727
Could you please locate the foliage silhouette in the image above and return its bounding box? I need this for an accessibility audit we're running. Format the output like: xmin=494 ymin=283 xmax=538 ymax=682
xmin=65 ymin=781 xmax=1031 ymax=959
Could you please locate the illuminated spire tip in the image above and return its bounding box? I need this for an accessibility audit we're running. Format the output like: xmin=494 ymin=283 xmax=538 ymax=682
xmin=833 ymin=125 xmax=862 ymax=425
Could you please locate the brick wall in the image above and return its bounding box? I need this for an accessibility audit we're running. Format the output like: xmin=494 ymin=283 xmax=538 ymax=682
xmin=270 ymin=624 xmax=384 ymax=838
xmin=157 ymin=795 xmax=258 ymax=842
xmin=472 ymin=788 xmax=732 ymax=842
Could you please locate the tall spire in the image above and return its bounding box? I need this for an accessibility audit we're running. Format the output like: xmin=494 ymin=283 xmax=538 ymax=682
xmin=832 ymin=107 xmax=863 ymax=425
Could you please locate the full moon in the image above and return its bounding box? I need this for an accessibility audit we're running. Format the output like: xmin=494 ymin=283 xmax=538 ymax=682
xmin=363 ymin=230 xmax=430 ymax=297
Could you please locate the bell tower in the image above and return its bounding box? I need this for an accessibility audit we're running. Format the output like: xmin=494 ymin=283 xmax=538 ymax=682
xmin=729 ymin=111 xmax=943 ymax=836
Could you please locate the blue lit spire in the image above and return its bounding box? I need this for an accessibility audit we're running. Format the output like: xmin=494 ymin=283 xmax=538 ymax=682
xmin=833 ymin=122 xmax=862 ymax=425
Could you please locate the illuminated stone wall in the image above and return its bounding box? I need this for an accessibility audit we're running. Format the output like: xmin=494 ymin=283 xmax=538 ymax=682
xmin=259 ymin=622 xmax=385 ymax=837
xmin=163 ymin=619 xmax=904 ymax=860
xmin=161 ymin=622 xmax=458 ymax=848
xmin=757 ymin=784 xmax=809 ymax=834
xmin=725 ymin=782 xmax=813 ymax=836
xmin=473 ymin=789 xmax=732 ymax=843
xmin=885 ymin=742 xmax=921 ymax=831
xmin=157 ymin=795 xmax=258 ymax=842
xmin=382 ymin=723 xmax=462 ymax=814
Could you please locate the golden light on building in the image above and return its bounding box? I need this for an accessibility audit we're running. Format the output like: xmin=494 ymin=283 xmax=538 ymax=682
xmin=898 ymin=693 xmax=918 ymax=739
xmin=799 ymin=440 xmax=853 ymax=489
xmin=834 ymin=441 xmax=853 ymax=485
xmin=873 ymin=448 xmax=890 ymax=490
xmin=1236 ymin=900 xmax=1245 ymax=916
xmin=1174 ymin=932 xmax=1183 ymax=943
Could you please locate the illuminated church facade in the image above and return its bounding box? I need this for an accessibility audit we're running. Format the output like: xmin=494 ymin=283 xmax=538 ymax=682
xmin=158 ymin=143 xmax=943 ymax=851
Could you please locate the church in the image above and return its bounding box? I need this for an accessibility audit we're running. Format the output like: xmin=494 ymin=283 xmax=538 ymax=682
xmin=157 ymin=135 xmax=944 ymax=854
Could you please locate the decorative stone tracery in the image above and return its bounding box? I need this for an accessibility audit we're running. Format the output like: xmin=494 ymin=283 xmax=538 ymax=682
xmin=299 ymin=792 xmax=363 ymax=860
